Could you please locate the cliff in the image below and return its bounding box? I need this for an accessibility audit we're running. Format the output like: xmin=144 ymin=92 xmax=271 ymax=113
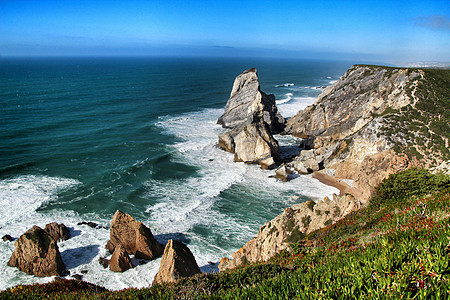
xmin=219 ymin=65 xmax=450 ymax=270
xmin=286 ymin=65 xmax=450 ymax=200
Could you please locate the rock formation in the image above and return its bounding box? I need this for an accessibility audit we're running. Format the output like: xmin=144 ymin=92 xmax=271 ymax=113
xmin=8 ymin=225 xmax=66 ymax=277
xmin=217 ymin=68 xmax=285 ymax=133
xmin=284 ymin=65 xmax=448 ymax=201
xmin=153 ymin=239 xmax=201 ymax=285
xmin=219 ymin=121 xmax=280 ymax=164
xmin=44 ymin=222 xmax=71 ymax=242
xmin=219 ymin=194 xmax=362 ymax=271
xmin=109 ymin=244 xmax=133 ymax=272
xmin=217 ymin=68 xmax=285 ymax=168
xmin=106 ymin=210 xmax=163 ymax=260
xmin=2 ymin=235 xmax=13 ymax=242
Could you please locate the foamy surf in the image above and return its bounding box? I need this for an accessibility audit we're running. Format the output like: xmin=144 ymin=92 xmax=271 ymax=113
xmin=0 ymin=175 xmax=80 ymax=228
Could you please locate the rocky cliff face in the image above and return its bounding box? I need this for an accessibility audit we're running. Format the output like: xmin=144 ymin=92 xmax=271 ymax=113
xmin=218 ymin=68 xmax=285 ymax=168
xmin=219 ymin=194 xmax=362 ymax=271
xmin=285 ymin=65 xmax=449 ymax=201
xmin=218 ymin=65 xmax=449 ymax=271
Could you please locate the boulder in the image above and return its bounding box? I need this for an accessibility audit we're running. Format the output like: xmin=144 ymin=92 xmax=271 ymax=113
xmin=153 ymin=239 xmax=201 ymax=285
xmin=217 ymin=68 xmax=285 ymax=133
xmin=219 ymin=121 xmax=280 ymax=164
xmin=106 ymin=210 xmax=163 ymax=260
xmin=2 ymin=235 xmax=13 ymax=242
xmin=7 ymin=225 xmax=66 ymax=277
xmin=98 ymin=257 xmax=109 ymax=268
xmin=275 ymin=164 xmax=292 ymax=181
xmin=259 ymin=157 xmax=276 ymax=170
xmin=44 ymin=222 xmax=71 ymax=242
xmin=291 ymin=150 xmax=320 ymax=174
xmin=109 ymin=244 xmax=133 ymax=272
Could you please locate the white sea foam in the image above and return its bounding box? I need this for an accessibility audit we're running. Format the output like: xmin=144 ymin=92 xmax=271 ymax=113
xmin=0 ymin=105 xmax=339 ymax=292
xmin=275 ymin=83 xmax=294 ymax=87
xmin=276 ymin=93 xmax=293 ymax=105
xmin=0 ymin=175 xmax=80 ymax=228
xmin=277 ymin=96 xmax=317 ymax=118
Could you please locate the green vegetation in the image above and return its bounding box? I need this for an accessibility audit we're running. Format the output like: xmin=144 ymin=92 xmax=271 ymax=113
xmin=2 ymin=169 xmax=449 ymax=299
xmin=380 ymin=68 xmax=450 ymax=163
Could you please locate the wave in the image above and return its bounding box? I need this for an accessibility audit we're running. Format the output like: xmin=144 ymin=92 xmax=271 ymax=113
xmin=0 ymin=175 xmax=80 ymax=228
xmin=277 ymin=96 xmax=317 ymax=118
xmin=275 ymin=83 xmax=294 ymax=87
xmin=276 ymin=93 xmax=293 ymax=105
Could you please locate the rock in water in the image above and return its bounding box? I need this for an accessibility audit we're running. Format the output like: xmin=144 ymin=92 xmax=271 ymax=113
xmin=219 ymin=121 xmax=280 ymax=164
xmin=109 ymin=244 xmax=133 ymax=272
xmin=7 ymin=225 xmax=66 ymax=277
xmin=153 ymin=239 xmax=201 ymax=285
xmin=218 ymin=68 xmax=285 ymax=133
xmin=44 ymin=222 xmax=71 ymax=242
xmin=2 ymin=235 xmax=13 ymax=242
xmin=106 ymin=210 xmax=163 ymax=260
xmin=217 ymin=68 xmax=284 ymax=167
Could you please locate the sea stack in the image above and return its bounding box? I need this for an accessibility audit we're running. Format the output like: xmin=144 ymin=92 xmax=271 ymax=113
xmin=218 ymin=68 xmax=285 ymax=168
xmin=106 ymin=210 xmax=163 ymax=260
xmin=218 ymin=68 xmax=285 ymax=133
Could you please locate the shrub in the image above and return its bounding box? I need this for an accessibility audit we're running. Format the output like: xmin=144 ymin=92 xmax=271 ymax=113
xmin=370 ymin=168 xmax=450 ymax=208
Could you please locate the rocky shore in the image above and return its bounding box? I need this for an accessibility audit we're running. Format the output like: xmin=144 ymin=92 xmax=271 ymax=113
xmin=3 ymin=64 xmax=449 ymax=293
xmin=217 ymin=65 xmax=449 ymax=270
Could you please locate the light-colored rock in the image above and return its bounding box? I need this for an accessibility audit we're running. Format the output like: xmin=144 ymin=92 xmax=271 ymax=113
xmin=274 ymin=164 xmax=292 ymax=181
xmin=259 ymin=157 xmax=276 ymax=170
xmin=219 ymin=121 xmax=280 ymax=164
xmin=218 ymin=68 xmax=285 ymax=133
xmin=7 ymin=226 xmax=66 ymax=277
xmin=219 ymin=194 xmax=362 ymax=271
xmin=106 ymin=210 xmax=163 ymax=260
xmin=109 ymin=244 xmax=133 ymax=272
xmin=290 ymin=149 xmax=320 ymax=174
xmin=153 ymin=239 xmax=201 ymax=285
xmin=44 ymin=222 xmax=71 ymax=242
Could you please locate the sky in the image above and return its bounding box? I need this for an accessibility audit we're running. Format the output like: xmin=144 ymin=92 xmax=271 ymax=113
xmin=0 ymin=0 xmax=449 ymax=62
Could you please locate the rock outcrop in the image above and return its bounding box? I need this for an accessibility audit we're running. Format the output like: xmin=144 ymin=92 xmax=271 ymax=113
xmin=219 ymin=121 xmax=280 ymax=164
xmin=218 ymin=68 xmax=285 ymax=168
xmin=8 ymin=226 xmax=66 ymax=277
xmin=217 ymin=68 xmax=285 ymax=133
xmin=106 ymin=210 xmax=163 ymax=260
xmin=284 ymin=65 xmax=448 ymax=201
xmin=219 ymin=194 xmax=362 ymax=271
xmin=44 ymin=222 xmax=71 ymax=242
xmin=109 ymin=244 xmax=133 ymax=273
xmin=153 ymin=239 xmax=201 ymax=285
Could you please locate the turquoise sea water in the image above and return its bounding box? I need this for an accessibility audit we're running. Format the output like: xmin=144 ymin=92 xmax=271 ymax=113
xmin=0 ymin=57 xmax=350 ymax=290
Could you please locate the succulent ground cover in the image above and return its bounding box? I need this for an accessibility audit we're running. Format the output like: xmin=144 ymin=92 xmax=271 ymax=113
xmin=1 ymin=168 xmax=449 ymax=299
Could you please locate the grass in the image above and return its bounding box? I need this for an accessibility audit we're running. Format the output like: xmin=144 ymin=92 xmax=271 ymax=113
xmin=2 ymin=169 xmax=449 ymax=299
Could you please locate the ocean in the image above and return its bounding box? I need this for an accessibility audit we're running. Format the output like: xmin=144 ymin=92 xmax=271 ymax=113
xmin=0 ymin=57 xmax=351 ymax=290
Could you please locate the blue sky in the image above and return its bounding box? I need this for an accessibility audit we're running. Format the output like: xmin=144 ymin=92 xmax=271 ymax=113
xmin=1 ymin=0 xmax=449 ymax=62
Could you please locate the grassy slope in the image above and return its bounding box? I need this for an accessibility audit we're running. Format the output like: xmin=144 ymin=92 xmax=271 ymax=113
xmin=2 ymin=168 xmax=449 ymax=299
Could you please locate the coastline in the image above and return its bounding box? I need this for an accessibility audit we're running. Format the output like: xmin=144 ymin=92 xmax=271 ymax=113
xmin=312 ymin=170 xmax=352 ymax=197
